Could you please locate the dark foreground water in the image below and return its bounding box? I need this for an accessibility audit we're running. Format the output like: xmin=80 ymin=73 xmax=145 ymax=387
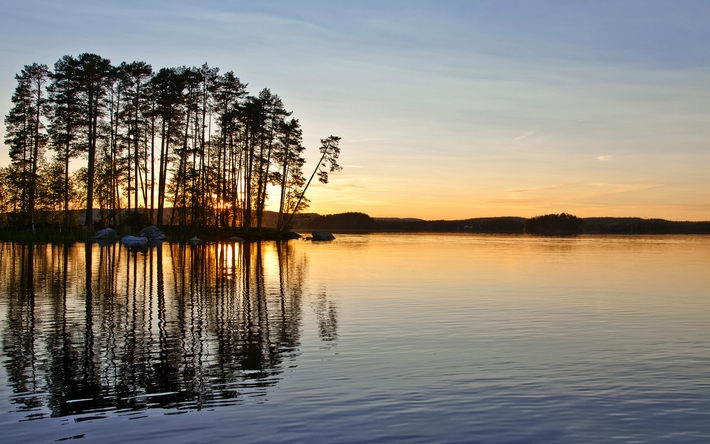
xmin=0 ymin=234 xmax=708 ymax=443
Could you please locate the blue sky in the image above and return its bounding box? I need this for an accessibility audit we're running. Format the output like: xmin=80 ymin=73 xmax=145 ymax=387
xmin=2 ymin=1 xmax=709 ymax=219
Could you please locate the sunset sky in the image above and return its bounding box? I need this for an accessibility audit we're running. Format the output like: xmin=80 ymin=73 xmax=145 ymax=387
xmin=2 ymin=1 xmax=709 ymax=220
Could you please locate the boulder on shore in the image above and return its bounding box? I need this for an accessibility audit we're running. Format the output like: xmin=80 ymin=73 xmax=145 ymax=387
xmin=139 ymin=225 xmax=167 ymax=241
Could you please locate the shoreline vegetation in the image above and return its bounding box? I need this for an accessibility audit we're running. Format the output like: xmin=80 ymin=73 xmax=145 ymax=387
xmin=1 ymin=211 xmax=709 ymax=243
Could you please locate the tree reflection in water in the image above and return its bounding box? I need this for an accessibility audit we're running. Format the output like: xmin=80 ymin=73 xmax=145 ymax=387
xmin=0 ymin=240 xmax=333 ymax=421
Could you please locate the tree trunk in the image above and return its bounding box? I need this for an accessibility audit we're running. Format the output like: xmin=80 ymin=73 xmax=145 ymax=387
xmin=86 ymin=88 xmax=96 ymax=232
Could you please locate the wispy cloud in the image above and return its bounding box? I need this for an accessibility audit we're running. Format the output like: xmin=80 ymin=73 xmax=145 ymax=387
xmin=596 ymin=154 xmax=614 ymax=161
xmin=511 ymin=130 xmax=537 ymax=143
xmin=586 ymin=182 xmax=659 ymax=196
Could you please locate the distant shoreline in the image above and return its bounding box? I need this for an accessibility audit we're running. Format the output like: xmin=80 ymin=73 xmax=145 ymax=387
xmin=296 ymin=213 xmax=710 ymax=235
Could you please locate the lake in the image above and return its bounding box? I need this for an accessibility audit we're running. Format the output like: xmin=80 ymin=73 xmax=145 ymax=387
xmin=1 ymin=234 xmax=709 ymax=443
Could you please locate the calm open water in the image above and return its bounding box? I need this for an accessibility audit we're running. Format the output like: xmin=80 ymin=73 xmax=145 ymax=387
xmin=0 ymin=234 xmax=708 ymax=443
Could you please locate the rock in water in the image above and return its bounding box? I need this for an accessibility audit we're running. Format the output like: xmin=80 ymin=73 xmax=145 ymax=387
xmin=139 ymin=225 xmax=167 ymax=241
xmin=311 ymin=231 xmax=335 ymax=241
xmin=121 ymin=235 xmax=149 ymax=247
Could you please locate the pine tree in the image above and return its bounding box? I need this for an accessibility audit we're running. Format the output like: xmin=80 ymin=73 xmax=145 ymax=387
xmin=53 ymin=54 xmax=113 ymax=231
xmin=4 ymin=63 xmax=50 ymax=230
xmin=150 ymin=67 xmax=186 ymax=226
xmin=48 ymin=56 xmax=83 ymax=230
xmin=213 ymin=71 xmax=247 ymax=228
xmin=116 ymin=61 xmax=153 ymax=212
xmin=274 ymin=118 xmax=306 ymax=230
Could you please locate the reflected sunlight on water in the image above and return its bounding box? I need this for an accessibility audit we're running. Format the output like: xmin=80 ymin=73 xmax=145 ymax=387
xmin=1 ymin=235 xmax=709 ymax=443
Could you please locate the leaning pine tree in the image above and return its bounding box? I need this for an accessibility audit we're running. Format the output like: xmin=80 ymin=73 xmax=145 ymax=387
xmin=282 ymin=135 xmax=342 ymax=230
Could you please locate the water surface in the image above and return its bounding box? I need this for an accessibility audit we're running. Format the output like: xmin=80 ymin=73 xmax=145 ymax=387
xmin=1 ymin=234 xmax=708 ymax=442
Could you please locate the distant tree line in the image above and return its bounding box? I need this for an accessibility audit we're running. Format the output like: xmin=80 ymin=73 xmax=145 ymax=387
xmin=371 ymin=217 xmax=527 ymax=233
xmin=301 ymin=212 xmax=375 ymax=231
xmin=582 ymin=217 xmax=710 ymax=234
xmin=2 ymin=53 xmax=341 ymax=232
xmin=525 ymin=213 xmax=584 ymax=235
xmin=296 ymin=212 xmax=710 ymax=235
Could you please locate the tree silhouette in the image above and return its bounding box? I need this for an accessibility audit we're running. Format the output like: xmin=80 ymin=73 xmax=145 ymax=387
xmin=274 ymin=118 xmax=306 ymax=230
xmin=48 ymin=57 xmax=84 ymax=230
xmin=284 ymin=135 xmax=341 ymax=229
xmin=50 ymin=54 xmax=113 ymax=231
xmin=4 ymin=63 xmax=50 ymax=230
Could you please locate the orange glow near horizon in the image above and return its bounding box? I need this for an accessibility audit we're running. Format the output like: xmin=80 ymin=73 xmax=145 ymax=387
xmin=301 ymin=173 xmax=710 ymax=222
